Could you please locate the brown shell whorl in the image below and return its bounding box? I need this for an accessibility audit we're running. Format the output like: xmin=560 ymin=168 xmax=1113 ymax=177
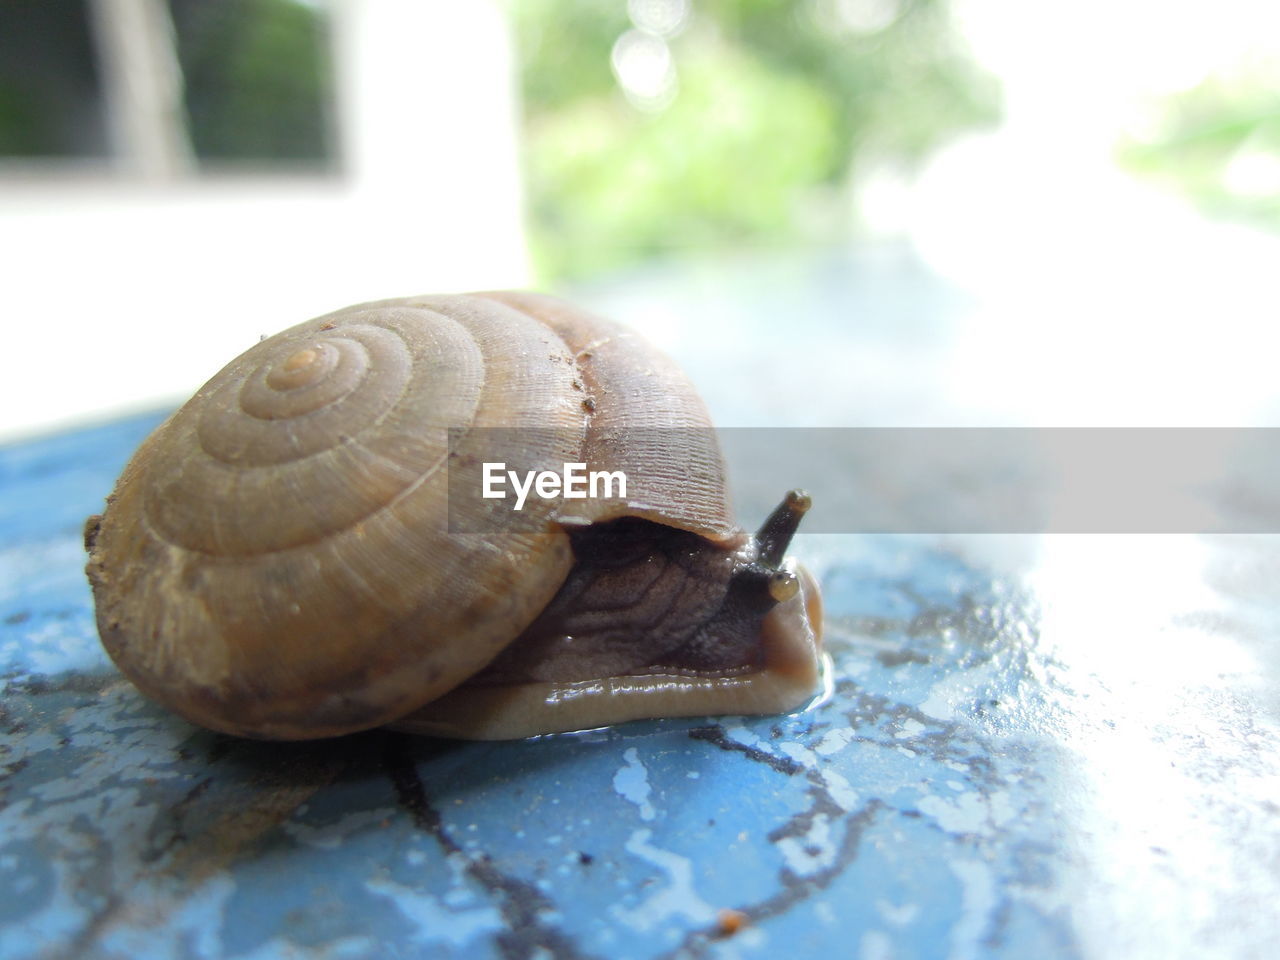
xmin=90 ymin=298 xmax=576 ymax=737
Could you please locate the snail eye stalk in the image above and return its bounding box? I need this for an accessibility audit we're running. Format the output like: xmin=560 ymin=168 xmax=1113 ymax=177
xmin=755 ymin=489 xmax=811 ymax=569
xmin=730 ymin=491 xmax=811 ymax=609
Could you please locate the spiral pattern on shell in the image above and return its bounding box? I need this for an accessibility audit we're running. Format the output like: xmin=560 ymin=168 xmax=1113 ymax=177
xmin=86 ymin=293 xmax=739 ymax=739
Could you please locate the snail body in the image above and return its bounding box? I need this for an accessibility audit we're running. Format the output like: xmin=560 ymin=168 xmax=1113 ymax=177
xmin=84 ymin=292 xmax=822 ymax=740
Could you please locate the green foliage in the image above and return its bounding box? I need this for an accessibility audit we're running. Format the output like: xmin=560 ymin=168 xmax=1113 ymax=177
xmin=528 ymin=38 xmax=840 ymax=277
xmin=1119 ymin=72 xmax=1280 ymax=230
xmin=512 ymin=0 xmax=1000 ymax=281
xmin=0 ymin=0 xmax=107 ymax=157
xmin=169 ymin=0 xmax=332 ymax=164
xmin=0 ymin=83 xmax=49 ymax=156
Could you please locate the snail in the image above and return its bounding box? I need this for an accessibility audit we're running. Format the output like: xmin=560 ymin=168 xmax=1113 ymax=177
xmin=84 ymin=291 xmax=823 ymax=740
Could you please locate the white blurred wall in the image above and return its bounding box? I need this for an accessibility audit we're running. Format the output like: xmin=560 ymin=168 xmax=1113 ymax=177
xmin=0 ymin=0 xmax=528 ymax=442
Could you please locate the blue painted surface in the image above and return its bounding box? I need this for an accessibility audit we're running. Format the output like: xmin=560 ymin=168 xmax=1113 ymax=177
xmin=4 ymin=259 xmax=1280 ymax=959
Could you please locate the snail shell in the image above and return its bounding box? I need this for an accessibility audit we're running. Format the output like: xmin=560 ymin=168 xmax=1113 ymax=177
xmin=84 ymin=292 xmax=822 ymax=740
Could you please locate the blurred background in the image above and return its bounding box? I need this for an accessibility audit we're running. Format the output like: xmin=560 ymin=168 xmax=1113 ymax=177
xmin=2 ymin=0 xmax=1279 ymax=439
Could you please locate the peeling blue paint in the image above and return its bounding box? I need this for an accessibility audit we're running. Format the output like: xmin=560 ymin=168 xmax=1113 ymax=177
xmin=3 ymin=409 xmax=1279 ymax=959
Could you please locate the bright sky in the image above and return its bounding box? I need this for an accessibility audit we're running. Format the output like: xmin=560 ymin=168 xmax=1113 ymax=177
xmin=891 ymin=0 xmax=1280 ymax=427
